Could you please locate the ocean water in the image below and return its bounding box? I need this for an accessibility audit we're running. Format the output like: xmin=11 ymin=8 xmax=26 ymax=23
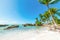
xmin=0 ymin=25 xmax=41 ymax=34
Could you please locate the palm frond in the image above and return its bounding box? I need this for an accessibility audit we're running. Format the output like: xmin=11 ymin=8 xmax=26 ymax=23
xmin=56 ymin=12 xmax=60 ymax=16
xmin=55 ymin=9 xmax=60 ymax=16
xmin=38 ymin=0 xmax=52 ymax=5
xmin=56 ymin=9 xmax=60 ymax=12
xmin=50 ymin=0 xmax=60 ymax=4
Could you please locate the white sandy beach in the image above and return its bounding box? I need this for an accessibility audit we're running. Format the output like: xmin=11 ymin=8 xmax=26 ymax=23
xmin=0 ymin=27 xmax=60 ymax=40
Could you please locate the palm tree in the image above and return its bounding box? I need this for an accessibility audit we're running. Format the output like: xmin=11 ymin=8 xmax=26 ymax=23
xmin=44 ymin=8 xmax=60 ymax=24
xmin=38 ymin=0 xmax=60 ymax=8
xmin=35 ymin=18 xmax=42 ymax=26
xmin=48 ymin=8 xmax=60 ymax=25
xmin=35 ymin=18 xmax=39 ymax=26
xmin=39 ymin=14 xmax=44 ymax=23
xmin=43 ymin=11 xmax=50 ymax=24
xmin=54 ymin=16 xmax=60 ymax=24
xmin=38 ymin=0 xmax=60 ymax=27
xmin=39 ymin=14 xmax=47 ymax=24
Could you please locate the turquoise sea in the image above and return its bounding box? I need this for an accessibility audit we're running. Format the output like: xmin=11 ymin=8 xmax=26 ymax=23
xmin=0 ymin=25 xmax=41 ymax=34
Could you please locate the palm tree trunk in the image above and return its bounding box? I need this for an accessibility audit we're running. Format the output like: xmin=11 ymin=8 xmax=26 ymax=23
xmin=47 ymin=4 xmax=58 ymax=28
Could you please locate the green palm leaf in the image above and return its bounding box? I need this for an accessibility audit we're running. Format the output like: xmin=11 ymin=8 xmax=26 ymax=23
xmin=38 ymin=0 xmax=60 ymax=5
xmin=38 ymin=0 xmax=52 ymax=5
xmin=50 ymin=0 xmax=60 ymax=4
xmin=55 ymin=9 xmax=60 ymax=16
xmin=56 ymin=12 xmax=60 ymax=16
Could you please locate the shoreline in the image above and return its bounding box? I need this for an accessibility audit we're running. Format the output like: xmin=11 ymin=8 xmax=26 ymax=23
xmin=0 ymin=27 xmax=60 ymax=40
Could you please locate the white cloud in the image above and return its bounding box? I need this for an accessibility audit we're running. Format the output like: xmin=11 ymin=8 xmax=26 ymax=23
xmin=0 ymin=20 xmax=18 ymax=24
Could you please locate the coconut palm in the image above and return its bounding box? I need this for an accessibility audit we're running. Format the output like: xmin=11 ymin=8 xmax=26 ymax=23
xmin=39 ymin=14 xmax=47 ymax=24
xmin=48 ymin=8 xmax=60 ymax=24
xmin=54 ymin=16 xmax=60 ymax=24
xmin=35 ymin=18 xmax=42 ymax=26
xmin=38 ymin=0 xmax=60 ymax=27
xmin=38 ymin=0 xmax=60 ymax=8
xmin=45 ymin=8 xmax=60 ymax=23
xmin=39 ymin=14 xmax=44 ymax=22
xmin=43 ymin=11 xmax=50 ymax=24
xmin=35 ymin=18 xmax=39 ymax=26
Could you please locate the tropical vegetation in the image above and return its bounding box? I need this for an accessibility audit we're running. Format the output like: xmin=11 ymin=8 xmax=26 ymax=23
xmin=35 ymin=0 xmax=60 ymax=28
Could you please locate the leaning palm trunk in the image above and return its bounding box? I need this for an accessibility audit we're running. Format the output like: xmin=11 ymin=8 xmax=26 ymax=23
xmin=38 ymin=0 xmax=60 ymax=30
xmin=47 ymin=5 xmax=58 ymax=30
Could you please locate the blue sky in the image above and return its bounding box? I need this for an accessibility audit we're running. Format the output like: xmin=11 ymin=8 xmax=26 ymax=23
xmin=0 ymin=0 xmax=60 ymax=24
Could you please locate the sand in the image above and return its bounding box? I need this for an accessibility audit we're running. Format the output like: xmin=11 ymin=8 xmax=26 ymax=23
xmin=0 ymin=27 xmax=60 ymax=40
